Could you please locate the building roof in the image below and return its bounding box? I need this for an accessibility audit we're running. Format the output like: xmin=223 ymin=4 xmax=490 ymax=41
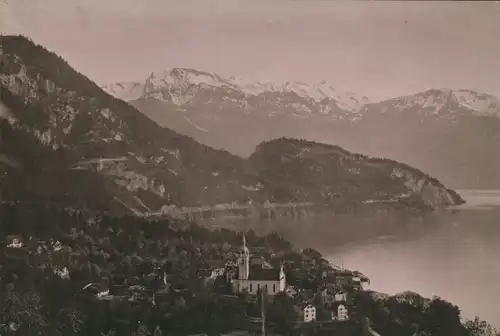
xmin=207 ymin=260 xmax=226 ymax=270
xmin=331 ymin=302 xmax=348 ymax=310
xmin=302 ymin=303 xmax=315 ymax=309
xmin=250 ymin=256 xmax=265 ymax=264
xmin=248 ymin=268 xmax=281 ymax=281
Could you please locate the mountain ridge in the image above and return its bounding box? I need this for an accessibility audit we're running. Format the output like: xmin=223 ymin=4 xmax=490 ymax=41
xmin=103 ymin=69 xmax=500 ymax=118
xmin=104 ymin=67 xmax=500 ymax=189
xmin=0 ymin=35 xmax=464 ymax=218
xmin=103 ymin=67 xmax=371 ymax=112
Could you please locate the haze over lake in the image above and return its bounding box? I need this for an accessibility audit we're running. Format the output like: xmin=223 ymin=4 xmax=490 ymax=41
xmin=327 ymin=190 xmax=500 ymax=326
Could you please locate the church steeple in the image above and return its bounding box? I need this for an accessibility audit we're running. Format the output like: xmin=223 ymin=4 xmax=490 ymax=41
xmin=279 ymin=263 xmax=285 ymax=279
xmin=241 ymin=233 xmax=249 ymax=256
xmin=239 ymin=233 xmax=250 ymax=280
xmin=278 ymin=262 xmax=286 ymax=292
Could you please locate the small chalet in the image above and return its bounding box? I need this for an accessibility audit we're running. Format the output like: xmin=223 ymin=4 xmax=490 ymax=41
xmin=334 ymin=290 xmax=347 ymax=302
xmin=6 ymin=236 xmax=23 ymax=249
xmin=332 ymin=303 xmax=349 ymax=321
xmin=299 ymin=304 xmax=316 ymax=323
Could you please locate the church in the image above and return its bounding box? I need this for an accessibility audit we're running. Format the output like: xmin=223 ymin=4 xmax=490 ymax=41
xmin=231 ymin=235 xmax=286 ymax=296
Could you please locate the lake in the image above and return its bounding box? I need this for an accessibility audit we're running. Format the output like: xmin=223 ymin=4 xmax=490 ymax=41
xmin=325 ymin=190 xmax=500 ymax=326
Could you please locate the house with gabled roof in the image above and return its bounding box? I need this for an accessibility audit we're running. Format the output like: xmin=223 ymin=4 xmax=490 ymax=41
xmin=298 ymin=303 xmax=316 ymax=323
xmin=6 ymin=235 xmax=23 ymax=249
xmin=334 ymin=290 xmax=348 ymax=302
xmin=332 ymin=303 xmax=349 ymax=321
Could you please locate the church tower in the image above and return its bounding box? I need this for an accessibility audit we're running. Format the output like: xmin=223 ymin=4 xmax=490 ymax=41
xmin=279 ymin=263 xmax=286 ymax=291
xmin=238 ymin=234 xmax=250 ymax=280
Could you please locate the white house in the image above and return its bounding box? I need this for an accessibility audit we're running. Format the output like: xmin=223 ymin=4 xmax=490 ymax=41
xmin=302 ymin=304 xmax=316 ymax=323
xmin=52 ymin=240 xmax=63 ymax=252
xmin=231 ymin=235 xmax=286 ymax=296
xmin=7 ymin=238 xmax=23 ymax=249
xmin=53 ymin=266 xmax=70 ymax=280
xmin=334 ymin=290 xmax=347 ymax=302
xmin=96 ymin=289 xmax=110 ymax=298
xmin=333 ymin=304 xmax=349 ymax=321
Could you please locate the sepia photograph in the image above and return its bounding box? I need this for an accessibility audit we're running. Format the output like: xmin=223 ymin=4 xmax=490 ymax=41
xmin=1 ymin=0 xmax=499 ymax=335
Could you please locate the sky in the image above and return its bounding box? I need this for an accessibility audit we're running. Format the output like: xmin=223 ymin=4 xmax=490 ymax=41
xmin=1 ymin=0 xmax=500 ymax=101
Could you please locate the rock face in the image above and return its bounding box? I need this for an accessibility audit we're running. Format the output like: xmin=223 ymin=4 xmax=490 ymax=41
xmin=0 ymin=35 xmax=463 ymax=217
xmin=108 ymin=68 xmax=500 ymax=190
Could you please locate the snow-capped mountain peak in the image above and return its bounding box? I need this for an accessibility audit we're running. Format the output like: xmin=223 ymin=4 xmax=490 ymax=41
xmin=102 ymin=67 xmax=370 ymax=112
xmin=145 ymin=68 xmax=228 ymax=92
xmin=451 ymin=89 xmax=500 ymax=116
xmin=101 ymin=81 xmax=145 ymax=101
xmin=281 ymin=80 xmax=370 ymax=111
xmin=370 ymin=88 xmax=500 ymax=117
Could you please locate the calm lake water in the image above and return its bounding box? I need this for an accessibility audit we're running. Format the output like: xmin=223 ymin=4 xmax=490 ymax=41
xmin=326 ymin=190 xmax=500 ymax=326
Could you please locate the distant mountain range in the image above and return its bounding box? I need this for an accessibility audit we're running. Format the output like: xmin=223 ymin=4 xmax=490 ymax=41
xmin=103 ymin=68 xmax=500 ymax=189
xmin=102 ymin=68 xmax=370 ymax=112
xmin=0 ymin=35 xmax=463 ymax=220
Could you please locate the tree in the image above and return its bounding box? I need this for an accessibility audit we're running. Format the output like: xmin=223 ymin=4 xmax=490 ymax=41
xmin=266 ymin=292 xmax=298 ymax=336
xmin=0 ymin=283 xmax=47 ymax=335
xmin=465 ymin=317 xmax=500 ymax=336
xmin=55 ymin=305 xmax=85 ymax=336
xmin=133 ymin=323 xmax=150 ymax=336
xmin=424 ymin=297 xmax=466 ymax=336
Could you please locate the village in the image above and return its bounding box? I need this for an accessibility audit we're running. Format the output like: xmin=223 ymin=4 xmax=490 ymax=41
xmin=43 ymin=231 xmax=367 ymax=333
xmin=3 ymin=232 xmax=370 ymax=333
xmin=1 ymin=209 xmax=475 ymax=336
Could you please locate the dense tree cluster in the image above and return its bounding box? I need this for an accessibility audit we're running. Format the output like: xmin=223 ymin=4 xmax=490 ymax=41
xmin=0 ymin=202 xmax=298 ymax=336
xmin=355 ymin=290 xmax=498 ymax=336
xmin=249 ymin=137 xmax=464 ymax=210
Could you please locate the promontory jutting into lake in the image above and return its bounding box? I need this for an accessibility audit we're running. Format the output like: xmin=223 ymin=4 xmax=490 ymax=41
xmin=1 ymin=1 xmax=499 ymax=335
